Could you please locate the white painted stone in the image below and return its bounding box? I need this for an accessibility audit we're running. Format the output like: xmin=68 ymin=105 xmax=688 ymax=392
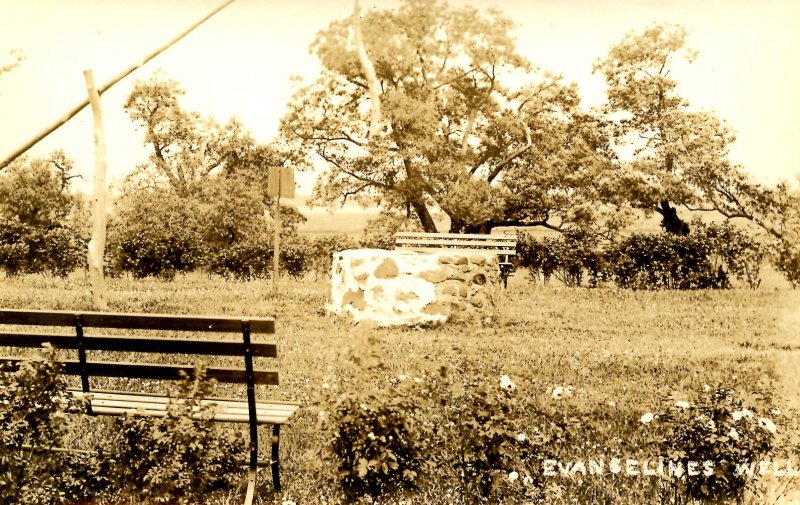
xmin=327 ymin=249 xmax=499 ymax=326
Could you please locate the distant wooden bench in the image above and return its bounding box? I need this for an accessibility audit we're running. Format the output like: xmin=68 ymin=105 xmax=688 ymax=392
xmin=395 ymin=231 xmax=518 ymax=287
xmin=0 ymin=309 xmax=299 ymax=505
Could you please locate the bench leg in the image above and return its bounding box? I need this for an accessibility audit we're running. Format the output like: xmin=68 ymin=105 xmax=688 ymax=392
xmin=271 ymin=424 xmax=281 ymax=492
xmin=244 ymin=466 xmax=257 ymax=505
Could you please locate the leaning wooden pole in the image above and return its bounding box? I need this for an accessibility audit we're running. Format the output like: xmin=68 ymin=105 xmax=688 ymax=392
xmin=84 ymin=69 xmax=108 ymax=311
xmin=0 ymin=0 xmax=237 ymax=170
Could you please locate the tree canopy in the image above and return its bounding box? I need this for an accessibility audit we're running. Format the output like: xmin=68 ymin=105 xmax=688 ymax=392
xmin=280 ymin=0 xmax=632 ymax=234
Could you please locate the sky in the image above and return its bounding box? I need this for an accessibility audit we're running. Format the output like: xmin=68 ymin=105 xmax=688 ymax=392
xmin=0 ymin=0 xmax=798 ymax=197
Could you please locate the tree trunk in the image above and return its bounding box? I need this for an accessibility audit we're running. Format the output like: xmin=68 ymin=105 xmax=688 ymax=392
xmin=412 ymin=200 xmax=437 ymax=232
xmin=84 ymin=69 xmax=108 ymax=311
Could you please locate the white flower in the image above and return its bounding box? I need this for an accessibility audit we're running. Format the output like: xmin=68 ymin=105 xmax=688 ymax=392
xmin=608 ymin=400 xmax=616 ymax=408
xmin=732 ymin=408 xmax=754 ymax=421
xmin=729 ymin=427 xmax=740 ymax=440
xmin=360 ymin=403 xmax=368 ymax=411
xmin=413 ymin=377 xmax=423 ymax=383
xmin=640 ymin=413 xmax=654 ymax=424
xmin=703 ymin=384 xmax=711 ymax=392
xmin=367 ymin=432 xmax=376 ymax=440
xmin=322 ymin=382 xmax=330 ymax=389
xmin=516 ymin=433 xmax=527 ymax=442
xmin=523 ymin=475 xmax=534 ymax=485
xmin=282 ymin=500 xmax=297 ymax=505
xmin=706 ymin=419 xmax=716 ymax=431
xmin=770 ymin=407 xmax=782 ymax=417
xmin=741 ymin=409 xmax=753 ymax=418
xmin=500 ymin=375 xmax=516 ymax=390
xmin=758 ymin=418 xmax=777 ymax=434
xmin=675 ymin=401 xmax=690 ymax=409
xmin=398 ymin=374 xmax=407 ymax=381
xmin=552 ymin=386 xmax=565 ymax=400
xmin=508 ymin=471 xmax=519 ymax=482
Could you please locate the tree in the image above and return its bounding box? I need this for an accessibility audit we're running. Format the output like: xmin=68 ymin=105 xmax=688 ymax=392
xmin=125 ymin=74 xmax=286 ymax=197
xmin=0 ymin=152 xmax=86 ymax=277
xmin=281 ymin=0 xmax=627 ymax=234
xmin=594 ymin=23 xmax=790 ymax=240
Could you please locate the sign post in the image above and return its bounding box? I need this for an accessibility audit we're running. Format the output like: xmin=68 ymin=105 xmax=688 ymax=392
xmin=267 ymin=167 xmax=295 ymax=294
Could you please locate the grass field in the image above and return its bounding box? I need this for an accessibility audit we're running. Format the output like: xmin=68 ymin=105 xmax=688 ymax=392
xmin=1 ymin=268 xmax=798 ymax=504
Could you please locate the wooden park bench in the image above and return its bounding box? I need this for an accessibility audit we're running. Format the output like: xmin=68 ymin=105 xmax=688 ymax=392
xmin=395 ymin=231 xmax=518 ymax=287
xmin=0 ymin=308 xmax=299 ymax=505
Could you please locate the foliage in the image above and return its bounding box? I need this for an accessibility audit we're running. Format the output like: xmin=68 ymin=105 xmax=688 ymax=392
xmin=358 ymin=211 xmax=420 ymax=250
xmin=125 ymin=74 xmax=285 ymax=197
xmin=643 ymin=386 xmax=777 ymax=503
xmin=306 ymin=234 xmax=357 ymax=279
xmin=595 ymin=23 xmax=791 ymax=244
xmin=281 ymin=0 xmax=627 ymax=234
xmin=106 ymin=370 xmax=245 ymax=503
xmin=0 ymin=346 xmax=105 ymax=505
xmin=438 ymin=371 xmax=548 ymax=502
xmin=517 ymin=230 xmax=606 ymax=287
xmin=773 ymin=242 xmax=800 ymax=289
xmin=0 ymin=152 xmax=86 ymax=277
xmin=108 ymin=187 xmax=204 ymax=280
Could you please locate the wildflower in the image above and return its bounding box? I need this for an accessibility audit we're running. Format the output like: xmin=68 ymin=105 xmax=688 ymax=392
xmin=360 ymin=403 xmax=368 ymax=411
xmin=640 ymin=413 xmax=654 ymax=424
xmin=703 ymin=384 xmax=711 ymax=392
xmin=398 ymin=374 xmax=407 ymax=381
xmin=732 ymin=408 xmax=754 ymax=421
xmin=523 ymin=475 xmax=534 ymax=485
xmin=282 ymin=500 xmax=297 ymax=505
xmin=508 ymin=471 xmax=519 ymax=482
xmin=552 ymin=386 xmax=565 ymax=400
xmin=322 ymin=382 xmax=330 ymax=389
xmin=500 ymin=375 xmax=516 ymax=390
xmin=516 ymin=433 xmax=527 ymax=442
xmin=367 ymin=432 xmax=376 ymax=440
xmin=771 ymin=407 xmax=782 ymax=417
xmin=758 ymin=418 xmax=777 ymax=434
xmin=729 ymin=427 xmax=739 ymax=440
xmin=675 ymin=401 xmax=690 ymax=409
xmin=706 ymin=419 xmax=716 ymax=431
xmin=608 ymin=400 xmax=616 ymax=408
xmin=413 ymin=377 xmax=422 ymax=383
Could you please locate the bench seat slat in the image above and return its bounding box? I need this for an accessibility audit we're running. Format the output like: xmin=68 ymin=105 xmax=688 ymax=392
xmin=0 ymin=357 xmax=278 ymax=385
xmin=398 ymin=246 xmax=516 ymax=255
xmin=69 ymin=389 xmax=298 ymax=424
xmin=0 ymin=309 xmax=275 ymax=334
xmin=0 ymin=332 xmax=277 ymax=357
xmin=82 ymin=389 xmax=303 ymax=407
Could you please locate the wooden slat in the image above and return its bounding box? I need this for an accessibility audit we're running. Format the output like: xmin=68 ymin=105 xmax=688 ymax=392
xmin=0 ymin=357 xmax=278 ymax=385
xmin=68 ymin=390 xmax=299 ymax=424
xmin=396 ymin=238 xmax=516 ymax=249
xmin=76 ymin=388 xmax=302 ymax=407
xmin=0 ymin=332 xmax=277 ymax=357
xmin=399 ymin=246 xmax=516 ymax=256
xmin=0 ymin=309 xmax=275 ymax=333
xmin=395 ymin=232 xmax=517 ymax=241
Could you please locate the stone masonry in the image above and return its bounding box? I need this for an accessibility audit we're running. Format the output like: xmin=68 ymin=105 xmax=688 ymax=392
xmin=327 ymin=249 xmax=500 ymax=326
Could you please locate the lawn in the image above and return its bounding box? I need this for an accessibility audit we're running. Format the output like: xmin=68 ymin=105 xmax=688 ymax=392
xmin=1 ymin=270 xmax=798 ymax=504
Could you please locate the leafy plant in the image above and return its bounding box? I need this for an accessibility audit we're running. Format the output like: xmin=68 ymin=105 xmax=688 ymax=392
xmin=643 ymin=386 xmax=777 ymax=503
xmin=106 ymin=369 xmax=245 ymax=503
xmin=0 ymin=345 xmax=105 ymax=505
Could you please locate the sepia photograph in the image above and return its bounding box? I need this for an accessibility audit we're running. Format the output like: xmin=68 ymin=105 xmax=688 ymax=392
xmin=0 ymin=0 xmax=798 ymax=503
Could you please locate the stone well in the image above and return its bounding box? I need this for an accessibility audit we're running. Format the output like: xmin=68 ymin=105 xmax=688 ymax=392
xmin=327 ymin=249 xmax=500 ymax=326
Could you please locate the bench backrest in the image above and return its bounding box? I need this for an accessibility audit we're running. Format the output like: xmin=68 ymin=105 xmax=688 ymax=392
xmin=0 ymin=309 xmax=278 ymax=387
xmin=395 ymin=232 xmax=517 ymax=262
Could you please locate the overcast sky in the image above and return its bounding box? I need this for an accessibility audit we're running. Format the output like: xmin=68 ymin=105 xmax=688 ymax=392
xmin=0 ymin=0 xmax=798 ymax=196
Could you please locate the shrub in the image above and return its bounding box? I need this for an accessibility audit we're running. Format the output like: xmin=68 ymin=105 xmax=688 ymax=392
xmin=0 ymin=345 xmax=105 ymax=505
xmin=642 ymin=386 xmax=777 ymax=503
xmin=438 ymin=373 xmax=547 ymax=502
xmin=106 ymin=370 xmax=245 ymax=503
xmin=205 ymin=236 xmax=272 ymax=281
xmin=0 ymin=219 xmax=85 ymax=278
xmin=326 ymin=380 xmax=430 ymax=499
xmin=516 ymin=229 xmax=606 ymax=287
xmin=307 ymin=234 xmax=357 ymax=280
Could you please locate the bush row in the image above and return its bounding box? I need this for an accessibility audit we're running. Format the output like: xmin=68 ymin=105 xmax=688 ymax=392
xmin=311 ymin=335 xmax=782 ymax=504
xmin=516 ymin=222 xmax=766 ymax=289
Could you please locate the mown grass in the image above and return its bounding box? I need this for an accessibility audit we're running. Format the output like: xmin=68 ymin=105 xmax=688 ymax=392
xmin=1 ymin=270 xmax=798 ymax=504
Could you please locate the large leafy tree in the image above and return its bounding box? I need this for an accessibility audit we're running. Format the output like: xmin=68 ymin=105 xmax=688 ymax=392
xmin=281 ymin=0 xmax=628 ymax=234
xmin=125 ymin=75 xmax=283 ymax=197
xmin=595 ymin=24 xmax=792 ymax=240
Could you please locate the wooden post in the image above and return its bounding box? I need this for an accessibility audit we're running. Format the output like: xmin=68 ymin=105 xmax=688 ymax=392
xmin=272 ymin=186 xmax=281 ymax=294
xmin=83 ymin=69 xmax=108 ymax=311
